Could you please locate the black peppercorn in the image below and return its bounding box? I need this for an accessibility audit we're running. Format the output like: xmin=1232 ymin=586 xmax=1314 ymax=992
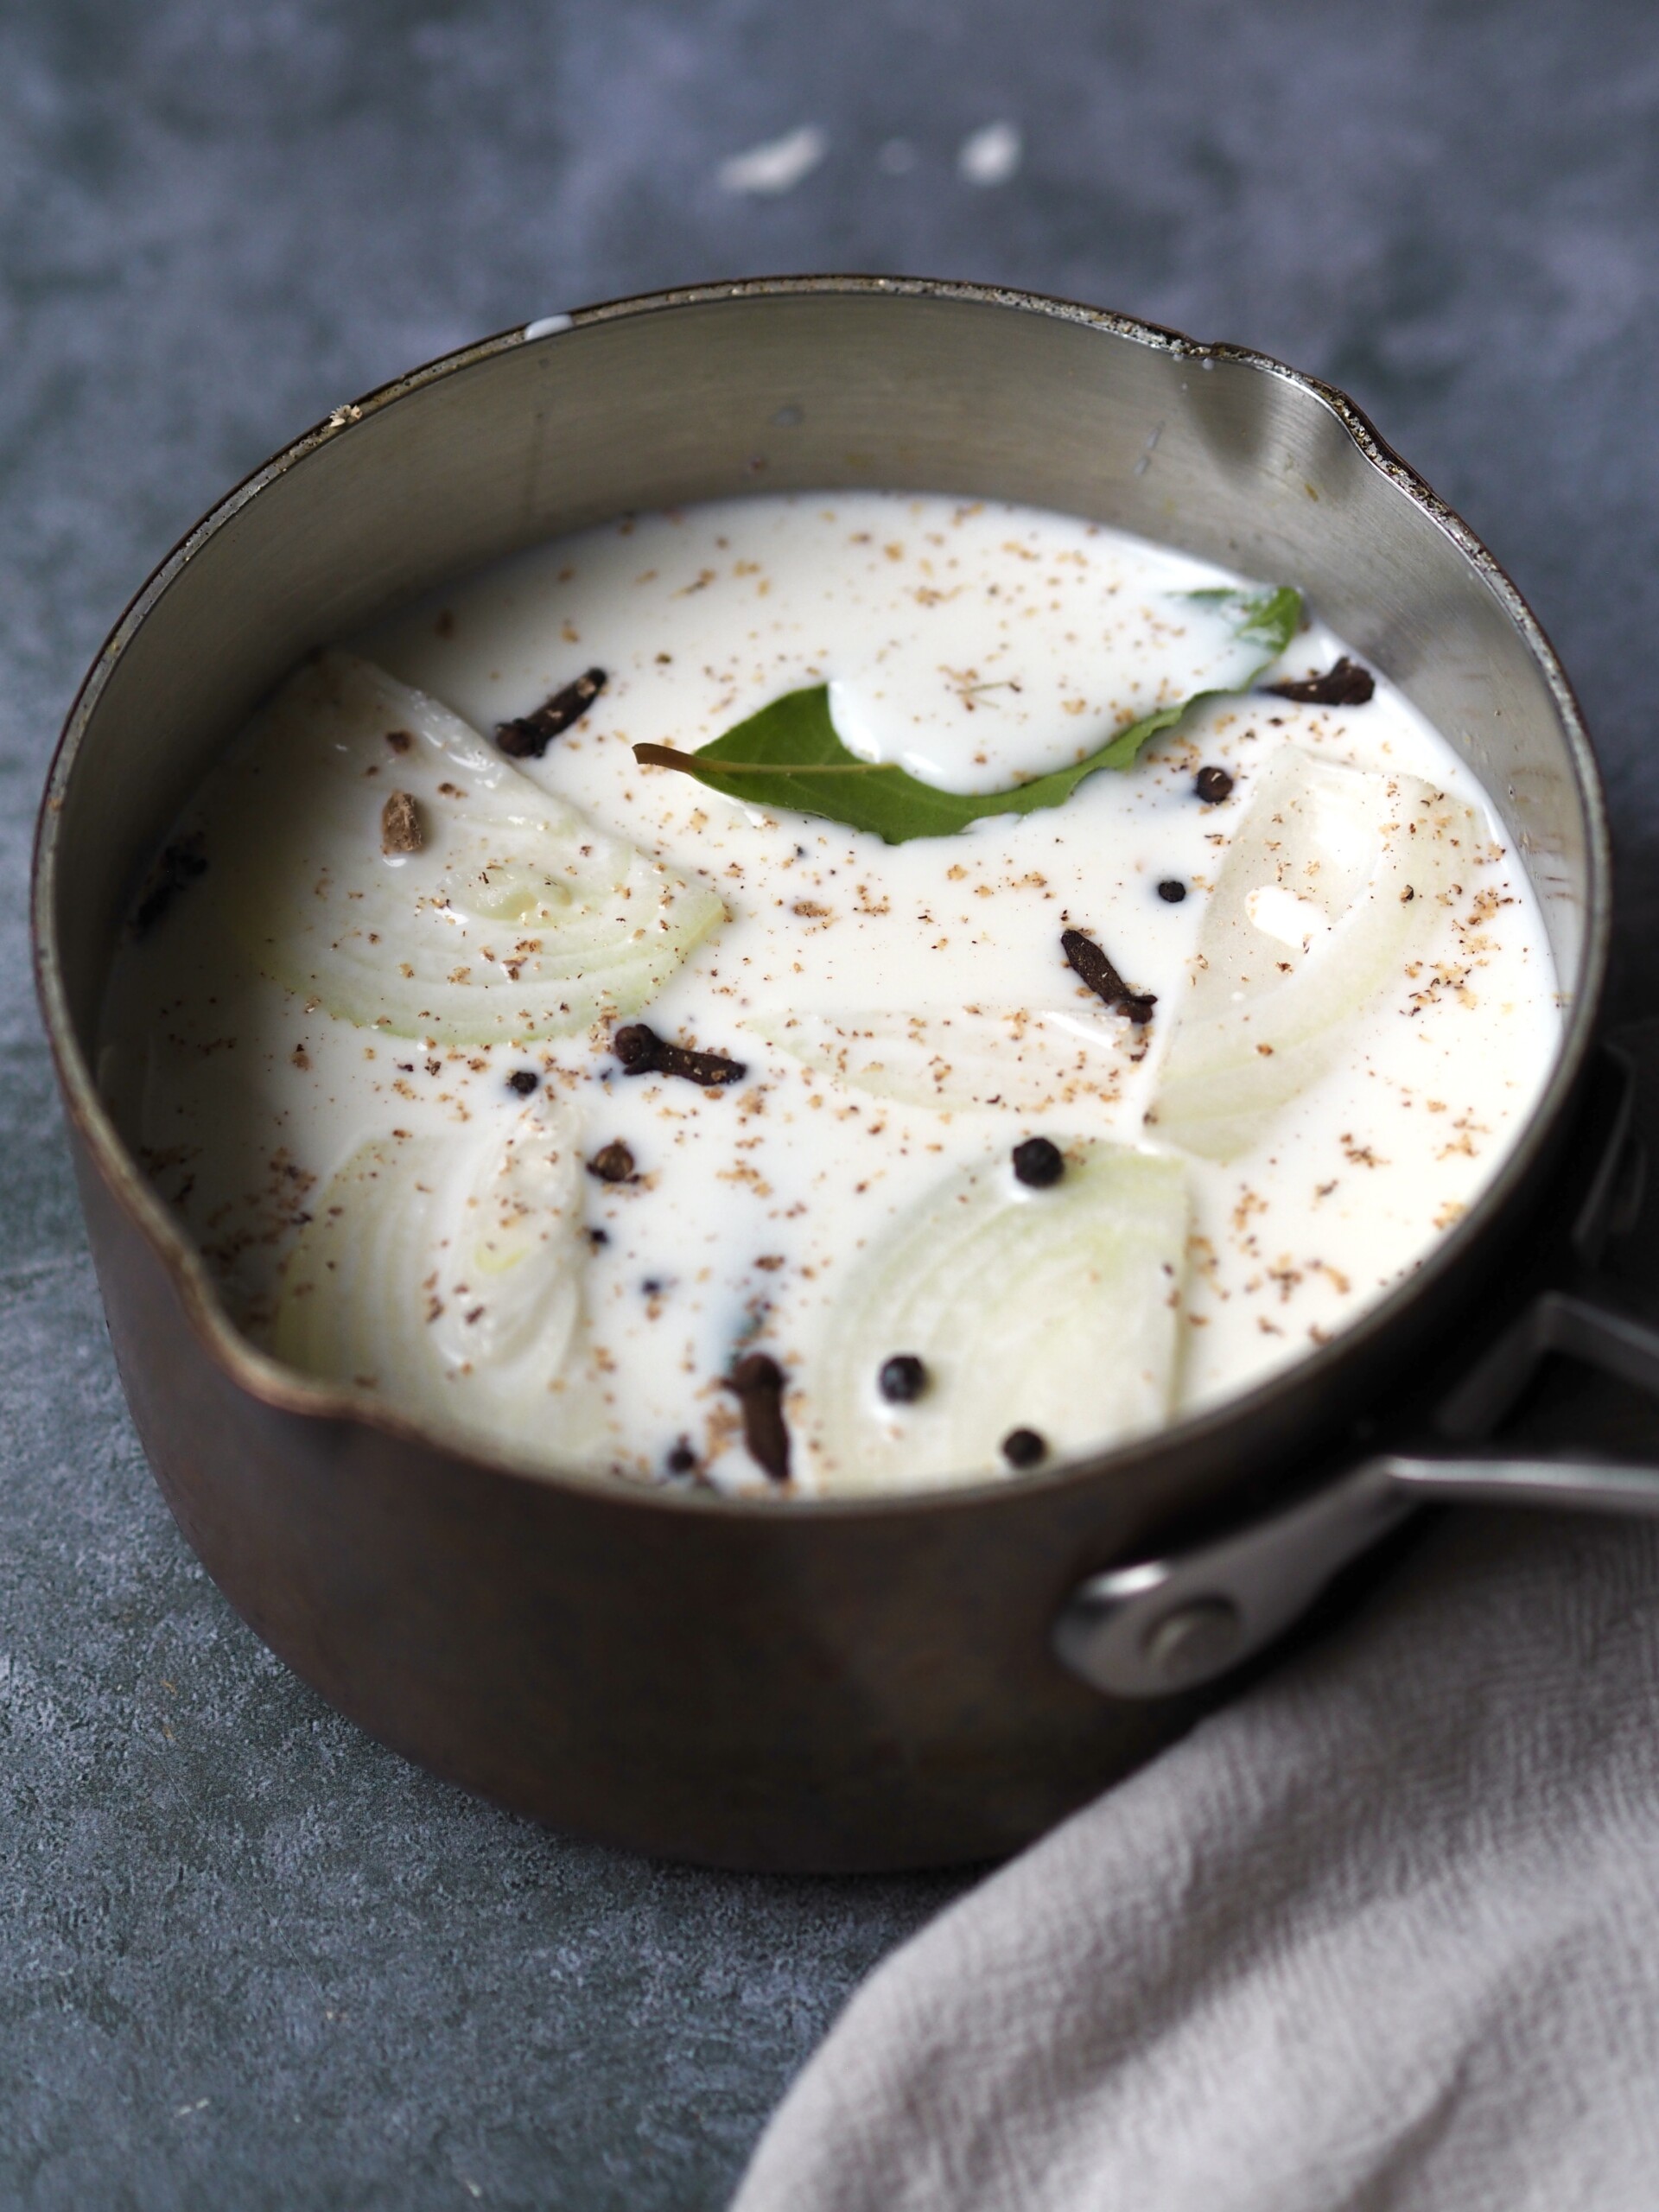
xmin=1011 ymin=1137 xmax=1065 ymax=1188
xmin=666 ymin=1440 xmax=697 ymax=1475
xmin=1194 ymin=766 xmax=1234 ymax=804
xmin=878 ymin=1353 xmax=928 ymax=1404
xmin=1156 ymin=879 xmax=1186 ymax=903
xmin=588 ymin=1140 xmax=636 ymax=1183
xmin=506 ymin=1068 xmax=539 ymax=1096
xmin=1001 ymin=1427 xmax=1047 ymax=1469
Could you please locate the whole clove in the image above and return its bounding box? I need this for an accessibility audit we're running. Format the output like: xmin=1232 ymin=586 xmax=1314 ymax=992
xmin=1266 ymin=657 xmax=1375 ymax=708
xmin=1060 ymin=927 xmax=1156 ymax=1025
xmin=494 ymin=667 xmax=607 ymax=758
xmin=1194 ymin=765 xmax=1234 ymax=804
xmin=727 ymin=1351 xmax=791 ymax=1482
xmin=613 ymin=1022 xmax=747 ymax=1086
xmin=588 ymin=1139 xmax=636 ymax=1183
xmin=130 ymin=834 xmax=208 ymax=938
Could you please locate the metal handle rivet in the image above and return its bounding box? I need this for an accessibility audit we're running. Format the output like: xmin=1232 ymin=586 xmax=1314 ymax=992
xmin=1141 ymin=1597 xmax=1243 ymax=1688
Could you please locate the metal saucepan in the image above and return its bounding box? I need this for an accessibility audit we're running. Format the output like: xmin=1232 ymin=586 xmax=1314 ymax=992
xmin=34 ymin=277 xmax=1659 ymax=1872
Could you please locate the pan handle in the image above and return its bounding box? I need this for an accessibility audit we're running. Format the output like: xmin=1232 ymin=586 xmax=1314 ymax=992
xmin=1056 ymin=1040 xmax=1659 ymax=1702
xmin=1052 ymin=1446 xmax=1659 ymax=1700
xmin=1053 ymin=1274 xmax=1659 ymax=1702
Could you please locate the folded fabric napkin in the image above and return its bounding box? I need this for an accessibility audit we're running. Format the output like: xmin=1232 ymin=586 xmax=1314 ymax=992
xmin=734 ymin=1499 xmax=1659 ymax=2210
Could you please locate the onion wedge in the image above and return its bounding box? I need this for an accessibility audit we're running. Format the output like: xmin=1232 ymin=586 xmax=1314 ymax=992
xmin=807 ymin=1140 xmax=1189 ymax=1493
xmin=270 ymin=1092 xmax=613 ymax=1466
xmin=1150 ymin=746 xmax=1479 ymax=1160
xmin=209 ymin=652 xmax=724 ymax=1043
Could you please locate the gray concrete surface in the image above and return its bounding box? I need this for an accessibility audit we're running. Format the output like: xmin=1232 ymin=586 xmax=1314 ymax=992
xmin=5 ymin=3 xmax=1659 ymax=2204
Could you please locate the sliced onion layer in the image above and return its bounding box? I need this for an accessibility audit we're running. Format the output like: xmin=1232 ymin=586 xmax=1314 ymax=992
xmin=807 ymin=1141 xmax=1189 ymax=1493
xmin=270 ymin=1093 xmax=614 ymax=1466
xmin=209 ymin=652 xmax=724 ymax=1043
xmin=745 ymin=1005 xmax=1130 ymax=1112
xmin=1149 ymin=745 xmax=1478 ymax=1160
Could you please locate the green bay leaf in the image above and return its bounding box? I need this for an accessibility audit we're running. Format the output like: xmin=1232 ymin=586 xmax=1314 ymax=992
xmin=633 ymin=586 xmax=1301 ymax=845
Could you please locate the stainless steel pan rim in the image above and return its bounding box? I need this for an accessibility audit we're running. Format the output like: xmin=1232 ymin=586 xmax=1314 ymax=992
xmin=32 ymin=270 xmax=1612 ymax=1524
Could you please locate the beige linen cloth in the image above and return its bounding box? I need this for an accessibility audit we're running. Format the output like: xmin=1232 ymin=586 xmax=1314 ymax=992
xmin=734 ymin=1503 xmax=1659 ymax=2210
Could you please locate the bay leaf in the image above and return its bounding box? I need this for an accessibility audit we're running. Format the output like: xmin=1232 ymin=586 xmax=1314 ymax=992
xmin=632 ymin=586 xmax=1301 ymax=845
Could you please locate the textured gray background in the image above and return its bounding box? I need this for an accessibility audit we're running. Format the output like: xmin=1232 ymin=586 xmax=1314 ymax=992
xmin=5 ymin=3 xmax=1659 ymax=2206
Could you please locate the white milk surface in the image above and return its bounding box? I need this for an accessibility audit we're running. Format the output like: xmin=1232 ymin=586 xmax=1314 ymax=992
xmin=99 ymin=493 xmax=1563 ymax=1497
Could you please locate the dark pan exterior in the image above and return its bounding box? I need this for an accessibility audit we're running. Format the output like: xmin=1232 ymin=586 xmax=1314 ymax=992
xmin=34 ymin=280 xmax=1610 ymax=1870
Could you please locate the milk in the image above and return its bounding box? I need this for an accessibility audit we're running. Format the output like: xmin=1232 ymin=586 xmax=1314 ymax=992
xmin=99 ymin=493 xmax=1562 ymax=1496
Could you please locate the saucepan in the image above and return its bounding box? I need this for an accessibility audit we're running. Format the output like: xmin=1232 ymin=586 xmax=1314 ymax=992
xmin=32 ymin=276 xmax=1659 ymax=1872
